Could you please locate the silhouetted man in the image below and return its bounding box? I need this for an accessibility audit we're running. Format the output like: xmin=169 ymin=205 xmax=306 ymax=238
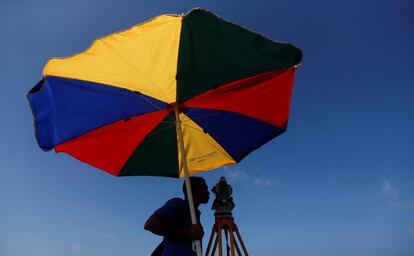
xmin=145 ymin=176 xmax=210 ymax=256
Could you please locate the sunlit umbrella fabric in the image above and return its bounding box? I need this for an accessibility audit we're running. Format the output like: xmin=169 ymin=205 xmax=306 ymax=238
xmin=27 ymin=9 xmax=302 ymax=178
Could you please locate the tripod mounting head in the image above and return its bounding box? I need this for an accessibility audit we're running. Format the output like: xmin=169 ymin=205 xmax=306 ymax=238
xmin=211 ymin=176 xmax=235 ymax=218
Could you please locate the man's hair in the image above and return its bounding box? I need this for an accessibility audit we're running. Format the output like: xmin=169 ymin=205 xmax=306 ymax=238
xmin=182 ymin=176 xmax=206 ymax=197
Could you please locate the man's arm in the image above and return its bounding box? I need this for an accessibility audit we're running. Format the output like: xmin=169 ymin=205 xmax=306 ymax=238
xmin=144 ymin=215 xmax=204 ymax=241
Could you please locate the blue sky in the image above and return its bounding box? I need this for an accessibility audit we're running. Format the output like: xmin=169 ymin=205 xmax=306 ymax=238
xmin=1 ymin=0 xmax=413 ymax=255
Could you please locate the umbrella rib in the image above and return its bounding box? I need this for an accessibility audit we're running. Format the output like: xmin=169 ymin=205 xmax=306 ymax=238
xmin=181 ymin=123 xmax=204 ymax=132
xmin=181 ymin=111 xmax=222 ymax=123
xmin=146 ymin=123 xmax=176 ymax=137
xmin=181 ymin=123 xmax=233 ymax=159
xmin=139 ymin=94 xmax=163 ymax=111
xmin=182 ymin=107 xmax=197 ymax=117
xmin=137 ymin=94 xmax=176 ymax=123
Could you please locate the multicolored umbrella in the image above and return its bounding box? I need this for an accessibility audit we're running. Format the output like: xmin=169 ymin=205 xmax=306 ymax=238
xmin=27 ymin=8 xmax=302 ymax=255
xmin=28 ymin=8 xmax=301 ymax=178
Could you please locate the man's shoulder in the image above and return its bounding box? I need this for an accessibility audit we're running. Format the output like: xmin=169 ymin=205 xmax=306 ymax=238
xmin=151 ymin=197 xmax=188 ymax=219
xmin=164 ymin=197 xmax=187 ymax=207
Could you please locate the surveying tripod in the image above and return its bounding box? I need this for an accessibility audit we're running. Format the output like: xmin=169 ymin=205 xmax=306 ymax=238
xmin=204 ymin=216 xmax=248 ymax=256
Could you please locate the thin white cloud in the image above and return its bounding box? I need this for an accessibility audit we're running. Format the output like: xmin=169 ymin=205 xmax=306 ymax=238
xmin=223 ymin=167 xmax=275 ymax=188
xmin=254 ymin=178 xmax=274 ymax=187
xmin=104 ymin=232 xmax=115 ymax=239
xmin=394 ymin=202 xmax=414 ymax=210
xmin=381 ymin=180 xmax=414 ymax=210
xmin=382 ymin=180 xmax=399 ymax=200
xmin=71 ymin=244 xmax=80 ymax=251
xmin=226 ymin=168 xmax=248 ymax=180
xmin=405 ymin=226 xmax=414 ymax=234
xmin=223 ymin=166 xmax=275 ymax=187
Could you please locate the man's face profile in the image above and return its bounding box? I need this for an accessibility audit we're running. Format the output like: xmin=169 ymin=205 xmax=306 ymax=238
xmin=195 ymin=180 xmax=210 ymax=204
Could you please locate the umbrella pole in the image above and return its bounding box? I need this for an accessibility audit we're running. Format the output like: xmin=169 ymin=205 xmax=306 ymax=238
xmin=174 ymin=105 xmax=203 ymax=256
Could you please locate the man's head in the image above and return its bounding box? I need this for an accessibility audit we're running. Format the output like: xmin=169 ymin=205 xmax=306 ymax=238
xmin=183 ymin=176 xmax=210 ymax=205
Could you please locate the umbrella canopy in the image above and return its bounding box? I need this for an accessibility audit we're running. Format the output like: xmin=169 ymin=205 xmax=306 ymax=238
xmin=27 ymin=8 xmax=302 ymax=179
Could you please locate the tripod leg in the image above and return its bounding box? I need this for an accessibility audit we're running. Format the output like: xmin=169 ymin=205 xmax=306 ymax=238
xmin=234 ymin=226 xmax=248 ymax=256
xmin=233 ymin=237 xmax=243 ymax=256
xmin=211 ymin=232 xmax=219 ymax=256
xmin=224 ymin=229 xmax=231 ymax=256
xmin=218 ymin=227 xmax=223 ymax=256
xmin=205 ymin=225 xmax=216 ymax=256
xmin=229 ymin=226 xmax=235 ymax=256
